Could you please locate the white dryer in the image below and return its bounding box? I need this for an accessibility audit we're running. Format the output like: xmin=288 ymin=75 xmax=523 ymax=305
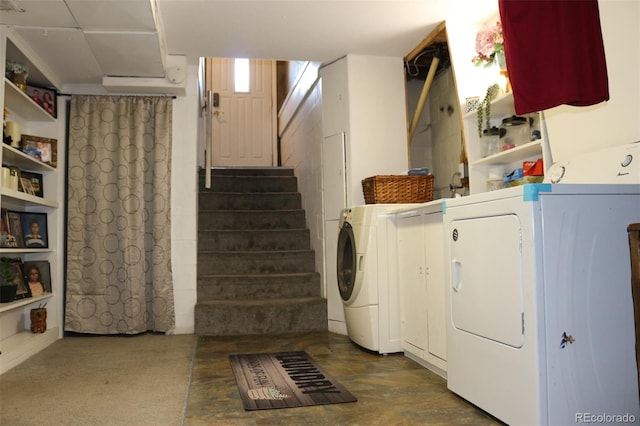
xmin=336 ymin=204 xmax=417 ymax=354
xmin=444 ymin=142 xmax=640 ymax=425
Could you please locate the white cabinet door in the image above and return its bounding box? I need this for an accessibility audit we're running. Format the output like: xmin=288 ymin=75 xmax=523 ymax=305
xmin=397 ymin=212 xmax=427 ymax=352
xmin=424 ymin=211 xmax=446 ymax=362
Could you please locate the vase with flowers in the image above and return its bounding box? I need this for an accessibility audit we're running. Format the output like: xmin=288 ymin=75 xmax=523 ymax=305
xmin=472 ymin=21 xmax=510 ymax=93
xmin=5 ymin=60 xmax=29 ymax=92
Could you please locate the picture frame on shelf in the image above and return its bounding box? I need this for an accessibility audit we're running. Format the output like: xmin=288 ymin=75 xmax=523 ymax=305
xmin=1 ymin=257 xmax=31 ymax=299
xmin=22 ymin=260 xmax=50 ymax=295
xmin=19 ymin=177 xmax=35 ymax=195
xmin=5 ymin=210 xmax=24 ymax=248
xmin=20 ymin=212 xmax=48 ymax=249
xmin=0 ymin=212 xmax=10 ymax=248
xmin=20 ymin=134 xmax=57 ymax=168
xmin=19 ymin=171 xmax=43 ymax=197
xmin=25 ymin=85 xmax=57 ymax=118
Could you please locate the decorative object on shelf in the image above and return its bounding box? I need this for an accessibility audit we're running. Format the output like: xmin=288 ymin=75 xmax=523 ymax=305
xmin=0 ymin=209 xmax=18 ymax=248
xmin=0 ymin=257 xmax=30 ymax=302
xmin=4 ymin=121 xmax=21 ymax=148
xmin=20 ymin=134 xmax=57 ymax=167
xmin=30 ymin=305 xmax=47 ymax=333
xmin=481 ymin=126 xmax=501 ymax=158
xmin=5 ymin=60 xmax=28 ymax=92
xmin=472 ymin=21 xmax=504 ymax=68
xmin=23 ymin=260 xmax=51 ymax=295
xmin=5 ymin=210 xmax=24 ymax=248
xmin=495 ymin=51 xmax=511 ymax=93
xmin=2 ymin=166 xmax=19 ymax=191
xmin=25 ymin=85 xmax=57 ymax=118
xmin=465 ymin=96 xmax=480 ymax=113
xmin=20 ymin=212 xmax=48 ymax=249
xmin=476 ymin=83 xmax=500 ymax=137
xmin=20 ymin=171 xmax=44 ymax=197
xmin=19 ymin=177 xmax=35 ymax=195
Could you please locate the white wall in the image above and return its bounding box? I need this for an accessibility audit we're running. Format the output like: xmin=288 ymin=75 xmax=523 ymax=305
xmin=170 ymin=59 xmax=200 ymax=334
xmin=544 ymin=0 xmax=640 ymax=161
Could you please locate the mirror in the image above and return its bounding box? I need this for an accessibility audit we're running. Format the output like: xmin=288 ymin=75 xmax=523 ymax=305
xmin=404 ymin=22 xmax=468 ymax=198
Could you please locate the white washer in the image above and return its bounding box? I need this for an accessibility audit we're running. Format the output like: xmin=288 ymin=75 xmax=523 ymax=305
xmin=444 ymin=142 xmax=640 ymax=425
xmin=336 ymin=204 xmax=418 ymax=354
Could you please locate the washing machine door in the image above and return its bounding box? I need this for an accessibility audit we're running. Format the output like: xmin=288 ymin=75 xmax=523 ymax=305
xmin=336 ymin=222 xmax=357 ymax=301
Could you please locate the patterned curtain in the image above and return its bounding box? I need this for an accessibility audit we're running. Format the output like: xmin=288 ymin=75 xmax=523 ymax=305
xmin=65 ymin=95 xmax=174 ymax=334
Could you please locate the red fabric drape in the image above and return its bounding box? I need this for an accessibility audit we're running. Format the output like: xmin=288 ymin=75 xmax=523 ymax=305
xmin=498 ymin=0 xmax=609 ymax=115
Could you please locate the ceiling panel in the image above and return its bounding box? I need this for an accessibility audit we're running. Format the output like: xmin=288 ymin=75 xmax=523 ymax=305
xmin=12 ymin=26 xmax=104 ymax=86
xmin=0 ymin=0 xmax=77 ymax=27
xmin=84 ymin=31 xmax=165 ymax=77
xmin=65 ymin=0 xmax=157 ymax=30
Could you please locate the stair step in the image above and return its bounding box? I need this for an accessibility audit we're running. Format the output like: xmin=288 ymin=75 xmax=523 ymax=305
xmin=198 ymin=229 xmax=310 ymax=251
xmin=197 ymin=273 xmax=321 ymax=300
xmin=198 ymin=250 xmax=316 ymax=275
xmin=203 ymin=167 xmax=295 ymax=177
xmin=194 ymin=297 xmax=328 ymax=336
xmin=199 ymin=209 xmax=306 ymax=230
xmin=202 ymin=175 xmax=298 ymax=193
xmin=199 ymin=192 xmax=302 ymax=210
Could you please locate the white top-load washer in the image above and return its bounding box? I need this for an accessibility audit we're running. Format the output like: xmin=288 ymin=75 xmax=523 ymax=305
xmin=443 ymin=141 xmax=640 ymax=425
xmin=337 ymin=203 xmax=419 ymax=354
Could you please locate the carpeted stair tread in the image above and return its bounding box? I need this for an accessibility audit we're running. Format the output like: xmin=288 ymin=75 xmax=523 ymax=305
xmin=199 ymin=192 xmax=302 ymax=211
xmin=194 ymin=297 xmax=328 ymax=336
xmin=203 ymin=176 xmax=299 ymax=193
xmin=198 ymin=229 xmax=310 ymax=251
xmin=199 ymin=210 xmax=306 ymax=230
xmin=197 ymin=272 xmax=321 ymax=300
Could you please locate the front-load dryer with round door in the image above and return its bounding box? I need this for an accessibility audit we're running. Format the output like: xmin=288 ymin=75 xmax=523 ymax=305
xmin=336 ymin=204 xmax=418 ymax=353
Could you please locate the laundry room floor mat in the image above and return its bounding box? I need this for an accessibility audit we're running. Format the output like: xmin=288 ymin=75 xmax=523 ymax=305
xmin=229 ymin=351 xmax=357 ymax=410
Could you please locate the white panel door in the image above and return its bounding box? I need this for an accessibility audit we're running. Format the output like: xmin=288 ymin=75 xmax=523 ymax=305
xmin=206 ymin=58 xmax=275 ymax=166
xmin=322 ymin=133 xmax=347 ymax=220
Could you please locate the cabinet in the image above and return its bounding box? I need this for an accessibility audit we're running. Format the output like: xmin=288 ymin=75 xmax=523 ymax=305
xmin=463 ymin=93 xmax=551 ymax=194
xmin=1 ymin=29 xmax=64 ymax=375
xmin=395 ymin=202 xmax=447 ymax=377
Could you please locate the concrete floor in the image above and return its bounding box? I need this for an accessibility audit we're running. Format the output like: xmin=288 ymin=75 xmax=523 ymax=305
xmin=185 ymin=331 xmax=503 ymax=425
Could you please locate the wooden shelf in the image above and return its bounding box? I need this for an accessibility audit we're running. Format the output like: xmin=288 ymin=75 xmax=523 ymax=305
xmin=0 ymin=326 xmax=59 ymax=374
xmin=2 ymin=145 xmax=56 ymax=172
xmin=0 ymin=293 xmax=53 ymax=314
xmin=0 ymin=187 xmax=58 ymax=208
xmin=471 ymin=141 xmax=543 ymax=166
xmin=3 ymin=78 xmax=55 ymax=122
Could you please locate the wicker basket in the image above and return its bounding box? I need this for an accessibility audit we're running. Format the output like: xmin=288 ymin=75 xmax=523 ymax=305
xmin=361 ymin=175 xmax=434 ymax=204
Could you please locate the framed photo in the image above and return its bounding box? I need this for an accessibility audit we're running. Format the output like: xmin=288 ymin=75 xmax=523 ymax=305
xmin=19 ymin=171 xmax=43 ymax=198
xmin=25 ymin=85 xmax=57 ymax=118
xmin=20 ymin=134 xmax=57 ymax=168
xmin=0 ymin=211 xmax=10 ymax=248
xmin=1 ymin=257 xmax=30 ymax=299
xmin=20 ymin=212 xmax=47 ymax=249
xmin=20 ymin=177 xmax=35 ymax=195
xmin=22 ymin=260 xmax=51 ymax=295
xmin=6 ymin=210 xmax=24 ymax=248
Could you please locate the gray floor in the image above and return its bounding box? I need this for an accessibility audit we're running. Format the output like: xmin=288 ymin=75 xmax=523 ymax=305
xmin=185 ymin=331 xmax=502 ymax=425
xmin=0 ymin=331 xmax=502 ymax=425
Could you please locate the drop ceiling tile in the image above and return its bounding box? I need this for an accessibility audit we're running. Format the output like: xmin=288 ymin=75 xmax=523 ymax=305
xmin=0 ymin=0 xmax=77 ymax=27
xmin=65 ymin=0 xmax=156 ymax=30
xmin=83 ymin=31 xmax=164 ymax=77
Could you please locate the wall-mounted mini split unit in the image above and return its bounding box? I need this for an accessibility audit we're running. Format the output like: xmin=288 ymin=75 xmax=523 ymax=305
xmin=102 ymin=55 xmax=187 ymax=96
